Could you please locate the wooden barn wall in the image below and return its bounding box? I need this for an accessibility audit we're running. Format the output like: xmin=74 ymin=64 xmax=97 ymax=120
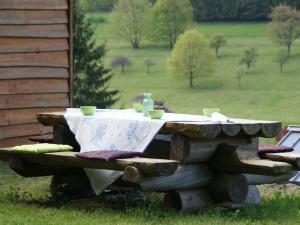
xmin=0 ymin=0 xmax=72 ymax=147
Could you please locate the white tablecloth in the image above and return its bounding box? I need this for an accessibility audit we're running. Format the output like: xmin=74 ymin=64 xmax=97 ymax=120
xmin=64 ymin=108 xmax=222 ymax=194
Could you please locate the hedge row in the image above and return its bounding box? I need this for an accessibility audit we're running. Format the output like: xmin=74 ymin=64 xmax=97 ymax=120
xmin=190 ymin=0 xmax=300 ymax=21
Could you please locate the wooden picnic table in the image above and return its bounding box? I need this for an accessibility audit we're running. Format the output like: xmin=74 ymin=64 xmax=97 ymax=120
xmin=1 ymin=111 xmax=297 ymax=212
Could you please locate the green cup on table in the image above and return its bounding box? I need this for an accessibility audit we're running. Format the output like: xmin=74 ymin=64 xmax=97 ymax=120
xmin=133 ymin=103 xmax=143 ymax=112
xmin=80 ymin=106 xmax=97 ymax=116
xmin=203 ymin=108 xmax=220 ymax=117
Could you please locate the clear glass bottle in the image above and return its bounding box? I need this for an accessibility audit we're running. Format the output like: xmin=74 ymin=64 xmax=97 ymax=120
xmin=142 ymin=93 xmax=154 ymax=117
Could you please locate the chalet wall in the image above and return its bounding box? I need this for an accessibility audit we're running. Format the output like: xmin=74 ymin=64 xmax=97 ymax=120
xmin=0 ymin=0 xmax=72 ymax=147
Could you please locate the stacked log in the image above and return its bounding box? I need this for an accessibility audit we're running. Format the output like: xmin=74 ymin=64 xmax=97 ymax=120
xmin=123 ymin=134 xmax=294 ymax=212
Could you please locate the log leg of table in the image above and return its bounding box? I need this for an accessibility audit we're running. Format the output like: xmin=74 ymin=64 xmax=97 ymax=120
xmin=50 ymin=169 xmax=96 ymax=200
xmin=122 ymin=164 xmax=213 ymax=191
xmin=244 ymin=185 xmax=261 ymax=205
xmin=53 ymin=124 xmax=80 ymax=151
xmin=164 ymin=189 xmax=213 ymax=212
xmin=208 ymin=174 xmax=249 ymax=203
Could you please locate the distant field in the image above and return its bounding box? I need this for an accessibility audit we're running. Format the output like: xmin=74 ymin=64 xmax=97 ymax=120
xmin=88 ymin=12 xmax=300 ymax=125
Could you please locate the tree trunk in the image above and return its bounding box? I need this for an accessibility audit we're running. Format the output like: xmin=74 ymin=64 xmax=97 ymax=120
xmin=287 ymin=44 xmax=291 ymax=57
xmin=121 ymin=64 xmax=124 ymax=73
xmin=131 ymin=39 xmax=139 ymax=49
xmin=189 ymin=72 xmax=193 ymax=88
xmin=147 ymin=65 xmax=150 ymax=74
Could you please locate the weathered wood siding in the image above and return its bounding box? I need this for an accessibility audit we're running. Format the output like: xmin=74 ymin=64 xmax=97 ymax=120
xmin=0 ymin=0 xmax=72 ymax=147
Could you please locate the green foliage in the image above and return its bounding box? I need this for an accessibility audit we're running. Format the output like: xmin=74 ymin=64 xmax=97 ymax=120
xmin=109 ymin=0 xmax=150 ymax=49
xmin=148 ymin=0 xmax=193 ymax=48
xmin=239 ymin=47 xmax=258 ymax=71
xmin=190 ymin=0 xmax=300 ymax=21
xmin=275 ymin=49 xmax=289 ymax=73
xmin=73 ymin=4 xmax=119 ymax=108
xmin=268 ymin=4 xmax=300 ymax=56
xmin=167 ymin=30 xmax=215 ymax=88
xmin=209 ymin=34 xmax=227 ymax=57
xmin=79 ymin=0 xmax=118 ymax=12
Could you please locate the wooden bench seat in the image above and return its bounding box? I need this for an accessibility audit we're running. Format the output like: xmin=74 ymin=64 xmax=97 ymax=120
xmin=0 ymin=148 xmax=178 ymax=177
xmin=263 ymin=152 xmax=300 ymax=169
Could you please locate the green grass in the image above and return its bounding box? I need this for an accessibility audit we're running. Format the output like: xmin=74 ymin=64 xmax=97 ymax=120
xmin=1 ymin=161 xmax=300 ymax=225
xmin=90 ymin=13 xmax=300 ymax=126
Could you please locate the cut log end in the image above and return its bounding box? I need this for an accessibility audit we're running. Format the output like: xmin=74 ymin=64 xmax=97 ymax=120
xmin=122 ymin=166 xmax=141 ymax=183
xmin=164 ymin=190 xmax=213 ymax=212
xmin=209 ymin=174 xmax=249 ymax=203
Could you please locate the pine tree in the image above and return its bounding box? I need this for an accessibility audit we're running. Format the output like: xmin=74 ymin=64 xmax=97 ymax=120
xmin=73 ymin=2 xmax=119 ymax=108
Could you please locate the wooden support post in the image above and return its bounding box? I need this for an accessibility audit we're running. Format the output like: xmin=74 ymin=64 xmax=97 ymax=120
xmin=211 ymin=144 xmax=292 ymax=175
xmin=244 ymin=185 xmax=261 ymax=205
xmin=53 ymin=124 xmax=80 ymax=151
xmin=122 ymin=164 xmax=213 ymax=191
xmin=50 ymin=169 xmax=95 ymax=200
xmin=170 ymin=134 xmax=254 ymax=164
xmin=208 ymin=174 xmax=249 ymax=203
xmin=164 ymin=189 xmax=213 ymax=212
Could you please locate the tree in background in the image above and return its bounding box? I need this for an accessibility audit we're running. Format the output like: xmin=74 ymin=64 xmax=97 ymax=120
xmin=239 ymin=47 xmax=258 ymax=72
xmin=268 ymin=4 xmax=300 ymax=56
xmin=144 ymin=58 xmax=156 ymax=74
xmin=275 ymin=49 xmax=289 ymax=73
xmin=209 ymin=34 xmax=227 ymax=57
xmin=109 ymin=0 xmax=150 ymax=49
xmin=73 ymin=2 xmax=119 ymax=108
xmin=111 ymin=55 xmax=132 ymax=73
xmin=149 ymin=0 xmax=193 ymax=48
xmin=167 ymin=30 xmax=215 ymax=88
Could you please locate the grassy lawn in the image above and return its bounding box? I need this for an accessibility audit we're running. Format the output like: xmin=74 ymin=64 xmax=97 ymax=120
xmin=90 ymin=13 xmax=300 ymax=125
xmin=0 ymin=161 xmax=300 ymax=225
xmin=1 ymin=13 xmax=300 ymax=225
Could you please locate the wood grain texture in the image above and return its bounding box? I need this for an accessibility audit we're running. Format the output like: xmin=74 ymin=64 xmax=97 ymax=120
xmin=0 ymin=108 xmax=64 ymax=126
xmin=0 ymin=51 xmax=69 ymax=67
xmin=0 ymin=25 xmax=69 ymax=38
xmin=0 ymin=148 xmax=179 ymax=177
xmin=35 ymin=112 xmax=283 ymax=139
xmin=0 ymin=78 xmax=69 ymax=95
xmin=165 ymin=122 xmax=222 ymax=139
xmin=0 ymin=67 xmax=69 ymax=79
xmin=164 ymin=190 xmax=213 ymax=212
xmin=123 ymin=164 xmax=213 ymax=191
xmin=209 ymin=174 xmax=248 ymax=203
xmin=0 ymin=10 xmax=68 ymax=25
xmin=0 ymin=93 xmax=70 ymax=109
xmin=0 ymin=0 xmax=68 ymax=10
xmin=263 ymin=152 xmax=300 ymax=169
xmin=211 ymin=144 xmax=292 ymax=175
xmin=0 ymin=38 xmax=69 ymax=53
xmin=0 ymin=136 xmax=35 ymax=148
xmin=0 ymin=123 xmax=52 ymax=140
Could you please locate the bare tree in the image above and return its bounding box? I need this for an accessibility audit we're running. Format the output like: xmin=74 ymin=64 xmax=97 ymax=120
xmin=144 ymin=58 xmax=156 ymax=74
xmin=275 ymin=49 xmax=289 ymax=73
xmin=111 ymin=55 xmax=132 ymax=73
